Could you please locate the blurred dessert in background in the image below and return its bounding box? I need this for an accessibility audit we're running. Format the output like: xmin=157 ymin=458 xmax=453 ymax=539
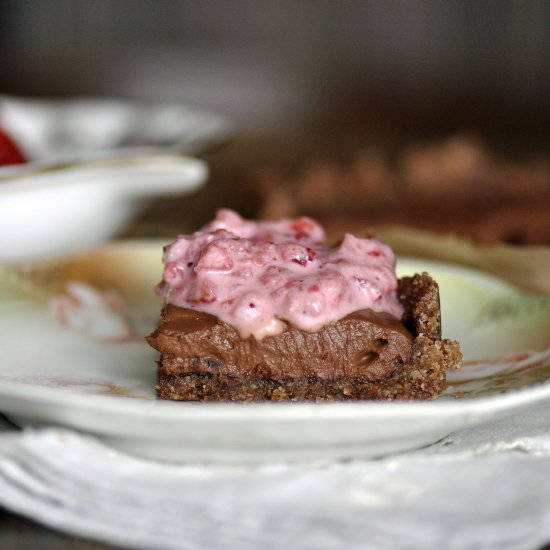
xmin=252 ymin=134 xmax=550 ymax=245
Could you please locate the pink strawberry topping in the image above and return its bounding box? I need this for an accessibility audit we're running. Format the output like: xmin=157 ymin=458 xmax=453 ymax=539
xmin=157 ymin=209 xmax=403 ymax=339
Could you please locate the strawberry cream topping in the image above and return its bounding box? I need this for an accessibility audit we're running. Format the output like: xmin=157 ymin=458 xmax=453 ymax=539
xmin=157 ymin=209 xmax=403 ymax=339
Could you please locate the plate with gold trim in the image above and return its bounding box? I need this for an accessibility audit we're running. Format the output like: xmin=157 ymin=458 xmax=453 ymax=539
xmin=0 ymin=241 xmax=549 ymax=462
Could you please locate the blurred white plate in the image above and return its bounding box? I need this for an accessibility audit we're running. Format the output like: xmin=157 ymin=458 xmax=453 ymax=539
xmin=0 ymin=95 xmax=233 ymax=168
xmin=0 ymin=95 xmax=225 ymax=261
xmin=0 ymin=155 xmax=207 ymax=261
xmin=1 ymin=245 xmax=550 ymax=463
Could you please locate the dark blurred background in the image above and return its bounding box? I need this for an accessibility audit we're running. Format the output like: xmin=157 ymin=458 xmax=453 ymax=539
xmin=2 ymin=0 xmax=550 ymax=242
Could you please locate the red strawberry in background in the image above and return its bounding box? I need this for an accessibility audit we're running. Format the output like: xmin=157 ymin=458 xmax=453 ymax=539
xmin=0 ymin=126 xmax=26 ymax=165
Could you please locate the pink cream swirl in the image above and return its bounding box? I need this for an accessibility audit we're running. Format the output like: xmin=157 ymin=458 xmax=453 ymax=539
xmin=157 ymin=209 xmax=404 ymax=339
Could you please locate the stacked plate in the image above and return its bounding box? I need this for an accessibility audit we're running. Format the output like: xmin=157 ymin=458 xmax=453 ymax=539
xmin=0 ymin=95 xmax=233 ymax=260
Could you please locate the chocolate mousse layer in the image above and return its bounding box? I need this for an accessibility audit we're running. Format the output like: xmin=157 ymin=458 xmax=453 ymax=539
xmin=147 ymin=273 xmax=462 ymax=401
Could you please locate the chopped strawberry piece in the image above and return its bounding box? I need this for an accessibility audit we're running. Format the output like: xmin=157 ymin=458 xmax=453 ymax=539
xmin=199 ymin=293 xmax=217 ymax=304
xmin=292 ymin=258 xmax=307 ymax=266
xmin=291 ymin=218 xmax=314 ymax=240
xmin=0 ymin=127 xmax=26 ymax=165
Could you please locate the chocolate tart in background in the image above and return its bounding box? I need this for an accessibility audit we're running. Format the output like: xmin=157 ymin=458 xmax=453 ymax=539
xmin=251 ymin=134 xmax=550 ymax=246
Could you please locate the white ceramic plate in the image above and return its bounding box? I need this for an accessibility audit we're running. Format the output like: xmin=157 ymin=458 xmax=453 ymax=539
xmin=0 ymin=95 xmax=229 ymax=261
xmin=0 ymin=95 xmax=233 ymax=167
xmin=0 ymin=155 xmax=208 ymax=261
xmin=1 ymin=243 xmax=550 ymax=463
